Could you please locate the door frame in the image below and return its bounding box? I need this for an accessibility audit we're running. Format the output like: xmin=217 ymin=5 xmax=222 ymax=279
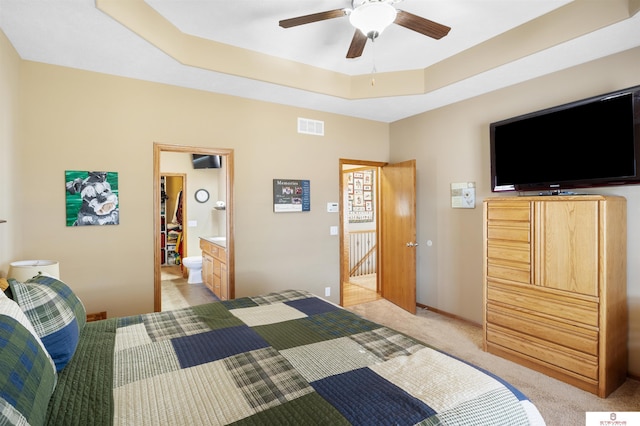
xmin=153 ymin=143 xmax=235 ymax=311
xmin=339 ymin=158 xmax=386 ymax=306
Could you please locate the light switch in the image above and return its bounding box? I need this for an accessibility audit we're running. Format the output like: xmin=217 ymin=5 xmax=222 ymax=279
xmin=327 ymin=202 xmax=339 ymax=213
xmin=188 ymin=220 xmax=197 ymax=227
xmin=330 ymin=226 xmax=338 ymax=235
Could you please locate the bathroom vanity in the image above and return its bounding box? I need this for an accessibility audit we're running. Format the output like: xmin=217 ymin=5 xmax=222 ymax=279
xmin=200 ymin=237 xmax=228 ymax=300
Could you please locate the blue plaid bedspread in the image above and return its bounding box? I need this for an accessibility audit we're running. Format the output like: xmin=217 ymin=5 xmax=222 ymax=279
xmin=46 ymin=290 xmax=545 ymax=425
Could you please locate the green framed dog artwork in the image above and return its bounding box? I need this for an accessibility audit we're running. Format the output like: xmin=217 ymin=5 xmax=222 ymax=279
xmin=65 ymin=170 xmax=119 ymax=226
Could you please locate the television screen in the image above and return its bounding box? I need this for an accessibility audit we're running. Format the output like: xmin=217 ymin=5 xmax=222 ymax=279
xmin=490 ymin=85 xmax=640 ymax=192
xmin=192 ymin=154 xmax=222 ymax=169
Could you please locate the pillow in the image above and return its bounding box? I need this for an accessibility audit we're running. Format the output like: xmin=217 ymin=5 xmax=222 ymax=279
xmin=8 ymin=274 xmax=86 ymax=372
xmin=0 ymin=290 xmax=57 ymax=426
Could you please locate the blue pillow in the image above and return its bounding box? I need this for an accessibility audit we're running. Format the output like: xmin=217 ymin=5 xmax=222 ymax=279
xmin=8 ymin=274 xmax=86 ymax=372
xmin=0 ymin=291 xmax=57 ymax=426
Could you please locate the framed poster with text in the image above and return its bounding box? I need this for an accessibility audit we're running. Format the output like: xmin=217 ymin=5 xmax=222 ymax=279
xmin=273 ymin=179 xmax=310 ymax=212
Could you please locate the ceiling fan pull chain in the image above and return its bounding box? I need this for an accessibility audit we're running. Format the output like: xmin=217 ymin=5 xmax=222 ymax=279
xmin=371 ymin=38 xmax=377 ymax=86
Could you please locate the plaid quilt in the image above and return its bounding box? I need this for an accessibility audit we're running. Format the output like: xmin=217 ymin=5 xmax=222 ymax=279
xmin=46 ymin=290 xmax=545 ymax=425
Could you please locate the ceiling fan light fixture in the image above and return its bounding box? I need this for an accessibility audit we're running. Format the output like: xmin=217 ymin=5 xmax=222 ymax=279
xmin=349 ymin=1 xmax=397 ymax=40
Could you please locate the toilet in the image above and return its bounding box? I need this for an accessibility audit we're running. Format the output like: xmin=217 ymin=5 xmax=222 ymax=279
xmin=182 ymin=256 xmax=203 ymax=284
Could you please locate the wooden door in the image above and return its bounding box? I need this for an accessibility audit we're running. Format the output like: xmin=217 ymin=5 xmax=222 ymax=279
xmin=379 ymin=160 xmax=417 ymax=313
xmin=534 ymin=200 xmax=599 ymax=296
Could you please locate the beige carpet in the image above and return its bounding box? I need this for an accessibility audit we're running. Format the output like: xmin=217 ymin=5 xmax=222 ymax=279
xmin=348 ymin=299 xmax=640 ymax=426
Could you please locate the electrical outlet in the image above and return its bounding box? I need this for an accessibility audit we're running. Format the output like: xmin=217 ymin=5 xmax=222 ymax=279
xmin=325 ymin=287 xmax=330 ymax=297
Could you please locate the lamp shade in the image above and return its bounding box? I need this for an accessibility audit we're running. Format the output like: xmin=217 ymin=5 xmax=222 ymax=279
xmin=349 ymin=2 xmax=397 ymax=39
xmin=8 ymin=260 xmax=60 ymax=282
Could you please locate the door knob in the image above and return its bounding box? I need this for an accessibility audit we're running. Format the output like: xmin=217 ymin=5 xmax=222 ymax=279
xmin=406 ymin=242 xmax=419 ymax=247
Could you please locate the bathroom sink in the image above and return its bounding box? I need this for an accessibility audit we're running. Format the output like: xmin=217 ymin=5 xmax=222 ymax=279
xmin=202 ymin=236 xmax=226 ymax=246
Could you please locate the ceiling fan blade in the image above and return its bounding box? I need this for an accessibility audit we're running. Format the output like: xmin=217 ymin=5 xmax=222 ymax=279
xmin=394 ymin=10 xmax=451 ymax=39
xmin=279 ymin=9 xmax=346 ymax=28
xmin=346 ymin=30 xmax=368 ymax=58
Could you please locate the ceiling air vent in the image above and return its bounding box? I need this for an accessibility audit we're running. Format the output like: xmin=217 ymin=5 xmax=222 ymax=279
xmin=298 ymin=117 xmax=324 ymax=136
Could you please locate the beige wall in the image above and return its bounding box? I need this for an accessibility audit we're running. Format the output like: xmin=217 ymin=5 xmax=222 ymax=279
xmin=1 ymin=50 xmax=388 ymax=318
xmin=391 ymin=46 xmax=640 ymax=376
xmin=0 ymin=31 xmax=20 ymax=269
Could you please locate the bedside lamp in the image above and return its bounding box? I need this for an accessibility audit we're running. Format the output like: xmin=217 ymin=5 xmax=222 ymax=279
xmin=7 ymin=260 xmax=60 ymax=282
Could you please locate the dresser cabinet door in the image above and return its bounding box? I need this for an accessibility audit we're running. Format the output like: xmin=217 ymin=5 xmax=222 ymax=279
xmin=535 ymin=201 xmax=599 ymax=296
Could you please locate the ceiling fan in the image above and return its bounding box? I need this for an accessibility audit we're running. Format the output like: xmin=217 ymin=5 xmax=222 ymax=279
xmin=279 ymin=0 xmax=451 ymax=59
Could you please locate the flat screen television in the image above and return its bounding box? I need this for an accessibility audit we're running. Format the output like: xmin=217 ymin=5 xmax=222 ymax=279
xmin=490 ymin=85 xmax=640 ymax=193
xmin=192 ymin=154 xmax=222 ymax=169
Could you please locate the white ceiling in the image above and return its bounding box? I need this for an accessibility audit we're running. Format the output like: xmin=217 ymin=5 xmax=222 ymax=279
xmin=1 ymin=0 xmax=639 ymax=122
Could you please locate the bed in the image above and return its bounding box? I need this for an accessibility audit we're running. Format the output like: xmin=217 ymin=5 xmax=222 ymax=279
xmin=1 ymin=275 xmax=545 ymax=425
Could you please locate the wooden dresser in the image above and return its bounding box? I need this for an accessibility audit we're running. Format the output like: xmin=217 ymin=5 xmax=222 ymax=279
xmin=200 ymin=238 xmax=228 ymax=300
xmin=483 ymin=195 xmax=627 ymax=397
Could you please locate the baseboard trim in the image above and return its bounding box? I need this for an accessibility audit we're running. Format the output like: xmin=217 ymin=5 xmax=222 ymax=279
xmin=416 ymin=303 xmax=482 ymax=328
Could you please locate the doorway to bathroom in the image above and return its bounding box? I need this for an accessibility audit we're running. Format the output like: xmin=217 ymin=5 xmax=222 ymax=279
xmin=153 ymin=143 xmax=234 ymax=312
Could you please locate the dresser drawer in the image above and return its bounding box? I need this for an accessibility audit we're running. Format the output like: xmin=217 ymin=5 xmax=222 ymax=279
xmin=487 ymin=303 xmax=598 ymax=355
xmin=487 ymin=225 xmax=530 ymax=242
xmin=487 ymin=282 xmax=598 ymax=327
xmin=487 ymin=203 xmax=531 ymax=221
xmin=487 ymin=325 xmax=598 ymax=380
xmin=487 ymin=240 xmax=530 ymax=263
xmin=486 ymin=264 xmax=531 ymax=283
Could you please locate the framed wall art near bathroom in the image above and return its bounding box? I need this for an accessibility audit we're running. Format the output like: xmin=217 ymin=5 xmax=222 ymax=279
xmin=65 ymin=170 xmax=119 ymax=226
